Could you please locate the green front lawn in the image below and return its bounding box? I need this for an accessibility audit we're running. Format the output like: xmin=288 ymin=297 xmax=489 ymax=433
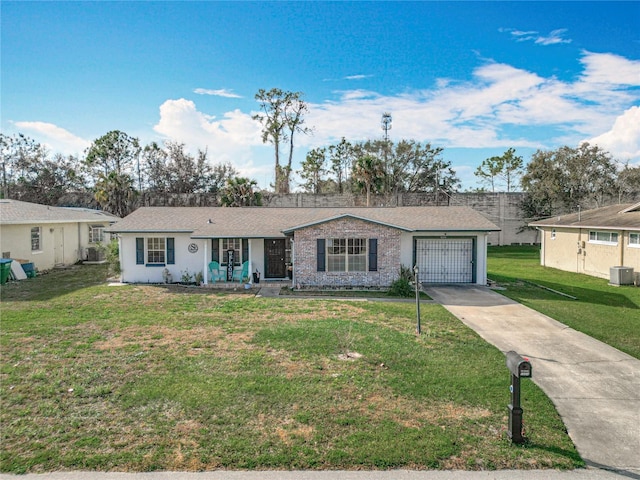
xmin=0 ymin=265 xmax=581 ymax=472
xmin=488 ymin=246 xmax=640 ymax=359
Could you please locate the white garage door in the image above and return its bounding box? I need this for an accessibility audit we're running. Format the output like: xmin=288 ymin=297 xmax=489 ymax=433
xmin=415 ymin=238 xmax=474 ymax=283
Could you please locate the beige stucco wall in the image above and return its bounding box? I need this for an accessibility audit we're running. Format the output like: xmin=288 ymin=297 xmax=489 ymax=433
xmin=540 ymin=227 xmax=640 ymax=280
xmin=0 ymin=221 xmax=110 ymax=271
xmin=621 ymin=231 xmax=640 ymax=272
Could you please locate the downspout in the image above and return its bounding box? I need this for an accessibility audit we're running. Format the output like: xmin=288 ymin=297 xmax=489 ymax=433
xmin=537 ymin=228 xmax=544 ymax=266
xmin=118 ymin=235 xmax=124 ymax=282
xmin=77 ymin=223 xmax=82 ymax=263
xmin=290 ymin=239 xmax=295 ymax=288
xmin=577 ymin=229 xmax=581 ymax=274
xmin=620 ymin=230 xmax=625 ymax=266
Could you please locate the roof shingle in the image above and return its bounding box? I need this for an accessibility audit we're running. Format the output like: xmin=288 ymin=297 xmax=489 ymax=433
xmin=0 ymin=199 xmax=119 ymax=225
xmin=529 ymin=202 xmax=640 ymax=231
xmin=107 ymin=206 xmax=500 ymax=237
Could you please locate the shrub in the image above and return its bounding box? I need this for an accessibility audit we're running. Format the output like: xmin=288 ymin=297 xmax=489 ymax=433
xmin=98 ymin=239 xmax=121 ymax=277
xmin=388 ymin=277 xmax=414 ymax=298
xmin=398 ymin=264 xmax=414 ymax=282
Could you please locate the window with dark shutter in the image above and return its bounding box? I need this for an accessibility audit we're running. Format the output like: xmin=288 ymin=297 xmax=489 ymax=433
xmin=242 ymin=239 xmax=249 ymax=263
xmin=167 ymin=238 xmax=175 ymax=264
xmin=317 ymin=239 xmax=326 ymax=272
xmin=211 ymin=238 xmax=219 ymax=262
xmin=136 ymin=238 xmax=144 ymax=265
xmin=368 ymin=238 xmax=378 ymax=271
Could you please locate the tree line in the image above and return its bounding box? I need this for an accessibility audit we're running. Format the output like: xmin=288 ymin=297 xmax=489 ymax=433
xmin=2 ymin=87 xmax=639 ymax=218
xmin=254 ymin=88 xmax=639 ymax=215
xmin=0 ymin=131 xmax=260 ymax=216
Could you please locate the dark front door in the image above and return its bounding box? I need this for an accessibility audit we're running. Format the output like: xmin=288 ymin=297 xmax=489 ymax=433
xmin=265 ymin=239 xmax=286 ymax=278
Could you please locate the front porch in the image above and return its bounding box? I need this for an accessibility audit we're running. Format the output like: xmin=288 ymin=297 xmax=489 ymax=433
xmin=201 ymin=237 xmax=293 ymax=286
xmin=200 ymin=278 xmax=291 ymax=293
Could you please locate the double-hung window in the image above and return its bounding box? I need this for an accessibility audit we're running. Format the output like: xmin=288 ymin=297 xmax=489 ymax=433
xmin=89 ymin=225 xmax=105 ymax=243
xmin=147 ymin=238 xmax=166 ymax=264
xmin=136 ymin=237 xmax=175 ymax=266
xmin=31 ymin=227 xmax=41 ymax=251
xmin=629 ymin=232 xmax=640 ymax=248
xmin=327 ymin=238 xmax=367 ymax=272
xmin=588 ymin=231 xmax=618 ymax=245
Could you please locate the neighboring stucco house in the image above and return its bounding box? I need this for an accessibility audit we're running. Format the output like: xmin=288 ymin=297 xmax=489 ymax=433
xmin=0 ymin=199 xmax=119 ymax=271
xmin=529 ymin=202 xmax=640 ymax=280
xmin=107 ymin=206 xmax=499 ymax=287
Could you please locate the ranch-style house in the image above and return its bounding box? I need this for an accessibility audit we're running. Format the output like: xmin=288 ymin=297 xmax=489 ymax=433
xmin=107 ymin=206 xmax=500 ymax=288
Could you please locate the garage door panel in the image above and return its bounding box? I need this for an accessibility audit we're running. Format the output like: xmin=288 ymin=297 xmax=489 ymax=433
xmin=416 ymin=238 xmax=473 ymax=283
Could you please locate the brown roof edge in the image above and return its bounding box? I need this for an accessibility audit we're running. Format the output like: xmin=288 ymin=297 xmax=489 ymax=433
xmin=619 ymin=201 xmax=640 ymax=214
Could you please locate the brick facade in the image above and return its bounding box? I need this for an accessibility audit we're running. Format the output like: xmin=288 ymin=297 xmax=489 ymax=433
xmin=293 ymin=218 xmax=402 ymax=288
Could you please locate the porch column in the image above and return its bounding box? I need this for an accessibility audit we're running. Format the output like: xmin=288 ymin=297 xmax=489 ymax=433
xmin=248 ymin=240 xmax=252 ymax=284
xmin=203 ymin=240 xmax=209 ymax=285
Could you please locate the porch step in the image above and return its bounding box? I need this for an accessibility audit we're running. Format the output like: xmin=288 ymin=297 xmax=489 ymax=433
xmin=256 ymin=285 xmax=282 ymax=298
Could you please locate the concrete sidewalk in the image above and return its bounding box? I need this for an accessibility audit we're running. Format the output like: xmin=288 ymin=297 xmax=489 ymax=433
xmin=424 ymin=285 xmax=640 ymax=476
xmin=0 ymin=468 xmax=630 ymax=480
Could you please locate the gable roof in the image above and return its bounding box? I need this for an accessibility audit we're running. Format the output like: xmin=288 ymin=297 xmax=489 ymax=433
xmin=281 ymin=213 xmax=413 ymax=234
xmin=0 ymin=199 xmax=119 ymax=225
xmin=529 ymin=202 xmax=640 ymax=231
xmin=107 ymin=206 xmax=500 ymax=238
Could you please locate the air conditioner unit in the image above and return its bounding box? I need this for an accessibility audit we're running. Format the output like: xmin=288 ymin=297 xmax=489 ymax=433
xmin=610 ymin=266 xmax=634 ymax=286
xmin=86 ymin=247 xmax=105 ymax=262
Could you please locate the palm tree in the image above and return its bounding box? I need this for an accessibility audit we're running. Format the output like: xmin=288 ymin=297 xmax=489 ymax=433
xmin=219 ymin=177 xmax=262 ymax=207
xmin=352 ymin=155 xmax=385 ymax=206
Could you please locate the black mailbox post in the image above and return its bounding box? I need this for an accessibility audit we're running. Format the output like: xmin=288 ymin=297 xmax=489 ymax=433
xmin=505 ymin=350 xmax=532 ymax=444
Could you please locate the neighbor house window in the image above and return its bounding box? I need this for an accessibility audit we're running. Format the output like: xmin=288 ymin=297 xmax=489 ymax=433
xmin=629 ymin=233 xmax=640 ymax=248
xmin=589 ymin=231 xmax=618 ymax=245
xmin=89 ymin=225 xmax=105 ymax=243
xmin=31 ymin=227 xmax=41 ymax=251
xmin=327 ymin=238 xmax=367 ymax=272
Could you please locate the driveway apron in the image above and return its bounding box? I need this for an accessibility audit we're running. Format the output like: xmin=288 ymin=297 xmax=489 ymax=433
xmin=424 ymin=285 xmax=640 ymax=475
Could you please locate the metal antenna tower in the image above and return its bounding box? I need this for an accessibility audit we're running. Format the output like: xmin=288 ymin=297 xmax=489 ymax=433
xmin=381 ymin=112 xmax=392 ymax=141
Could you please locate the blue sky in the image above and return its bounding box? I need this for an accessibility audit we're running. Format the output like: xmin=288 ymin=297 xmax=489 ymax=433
xmin=2 ymin=1 xmax=639 ymax=190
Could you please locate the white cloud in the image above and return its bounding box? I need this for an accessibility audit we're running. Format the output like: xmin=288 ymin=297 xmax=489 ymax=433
xmin=300 ymin=53 xmax=640 ymax=164
xmin=193 ymin=88 xmax=243 ymax=98
xmin=14 ymin=46 xmax=639 ymax=193
xmin=344 ymin=74 xmax=373 ymax=81
xmin=586 ymin=106 xmax=640 ymax=161
xmin=142 ymin=51 xmax=640 ymax=187
xmin=535 ymin=29 xmax=572 ymax=46
xmin=152 ymin=98 xmax=267 ymax=180
xmin=578 ymin=51 xmax=640 ymax=86
xmin=505 ymin=28 xmax=571 ymax=45
xmin=13 ymin=121 xmax=90 ymax=155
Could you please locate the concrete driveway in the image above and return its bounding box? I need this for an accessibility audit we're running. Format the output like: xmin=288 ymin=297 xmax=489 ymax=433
xmin=424 ymin=285 xmax=640 ymax=476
